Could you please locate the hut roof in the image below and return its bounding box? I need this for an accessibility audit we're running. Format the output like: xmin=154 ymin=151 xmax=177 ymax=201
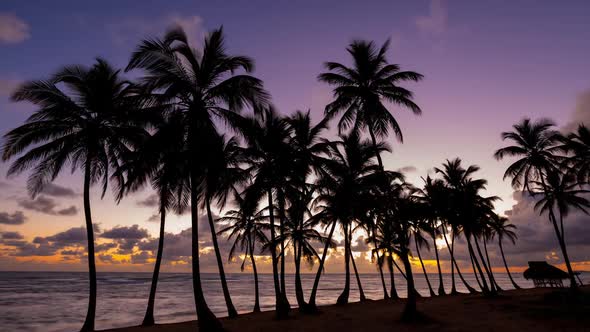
xmin=523 ymin=261 xmax=569 ymax=280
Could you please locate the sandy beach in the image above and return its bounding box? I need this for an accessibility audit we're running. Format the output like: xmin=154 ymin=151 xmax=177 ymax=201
xmin=105 ymin=286 xmax=589 ymax=332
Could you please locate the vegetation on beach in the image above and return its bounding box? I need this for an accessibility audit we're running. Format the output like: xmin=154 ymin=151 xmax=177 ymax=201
xmin=2 ymin=25 xmax=589 ymax=331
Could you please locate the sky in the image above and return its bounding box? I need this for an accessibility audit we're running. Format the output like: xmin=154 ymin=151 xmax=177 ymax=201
xmin=0 ymin=0 xmax=589 ymax=274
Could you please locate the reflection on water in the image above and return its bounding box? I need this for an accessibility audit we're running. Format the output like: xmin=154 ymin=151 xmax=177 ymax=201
xmin=0 ymin=271 xmax=585 ymax=332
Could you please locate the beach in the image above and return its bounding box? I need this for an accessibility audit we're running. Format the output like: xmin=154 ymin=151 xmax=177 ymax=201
xmin=106 ymin=286 xmax=590 ymax=332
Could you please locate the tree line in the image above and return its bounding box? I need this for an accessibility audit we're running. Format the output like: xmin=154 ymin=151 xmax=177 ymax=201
xmin=2 ymin=26 xmax=588 ymax=332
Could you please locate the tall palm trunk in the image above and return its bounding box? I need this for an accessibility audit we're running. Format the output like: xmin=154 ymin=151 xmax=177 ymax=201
xmin=190 ymin=171 xmax=222 ymax=331
xmin=432 ymin=230 xmax=445 ymax=295
xmin=368 ymin=125 xmax=395 ymax=297
xmin=206 ymin=199 xmax=238 ymax=318
xmin=414 ymin=236 xmax=436 ymax=297
xmin=278 ymin=192 xmax=288 ymax=298
xmin=473 ymin=237 xmax=496 ymax=294
xmin=267 ymin=190 xmax=290 ymax=318
xmin=337 ymin=224 xmax=351 ymax=305
xmin=294 ymin=239 xmax=308 ymax=310
xmin=249 ymin=238 xmax=261 ymax=313
xmin=467 ymin=236 xmax=491 ymax=294
xmin=400 ymin=245 xmax=417 ymax=321
xmin=483 ymin=239 xmax=502 ymax=291
xmin=469 ymin=251 xmax=484 ymax=290
xmin=142 ymin=207 xmax=166 ymax=326
xmin=498 ymin=239 xmax=521 ymax=289
xmin=387 ymin=254 xmax=399 ymax=299
xmin=349 ymin=228 xmax=366 ymax=301
xmin=549 ymin=210 xmax=577 ymax=288
xmin=80 ymin=160 xmax=97 ymax=332
xmin=308 ymin=221 xmax=337 ymax=310
xmin=369 ymin=227 xmax=389 ymax=299
xmin=442 ymin=227 xmax=477 ymax=294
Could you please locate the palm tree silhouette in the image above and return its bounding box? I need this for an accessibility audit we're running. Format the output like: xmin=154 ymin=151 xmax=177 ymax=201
xmin=489 ymin=215 xmax=521 ymax=289
xmin=240 ymin=107 xmax=292 ymax=317
xmin=200 ymin=133 xmax=248 ymax=318
xmin=319 ymin=40 xmax=422 ymax=299
xmin=532 ymin=171 xmax=589 ymax=288
xmin=434 ymin=159 xmax=480 ymax=294
xmin=126 ymin=26 xmax=268 ymax=330
xmin=118 ymin=110 xmax=191 ymax=326
xmin=417 ymin=176 xmax=447 ymax=295
xmin=413 ymin=221 xmax=437 ymax=297
xmin=218 ymin=191 xmax=269 ymax=313
xmin=562 ymin=124 xmax=590 ymax=184
xmin=2 ymin=59 xmax=148 ymax=332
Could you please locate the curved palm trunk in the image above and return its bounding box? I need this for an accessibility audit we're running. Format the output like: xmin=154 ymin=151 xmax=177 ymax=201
xmin=370 ymin=233 xmax=389 ymax=299
xmin=469 ymin=251 xmax=484 ymax=290
xmin=483 ymin=239 xmax=502 ymax=291
xmin=442 ymin=227 xmax=477 ymax=294
xmin=190 ymin=172 xmax=222 ymax=331
xmin=498 ymin=239 xmax=521 ymax=289
xmin=400 ymin=246 xmax=418 ymax=321
xmin=550 ymin=210 xmax=578 ymax=288
xmin=387 ymin=254 xmax=399 ymax=299
xmin=467 ymin=236 xmax=491 ymax=294
xmin=368 ymin=126 xmax=395 ymax=299
xmin=249 ymin=238 xmax=261 ymax=313
xmin=80 ymin=161 xmax=97 ymax=332
xmin=206 ymin=200 xmax=238 ymax=318
xmin=308 ymin=221 xmax=337 ymax=311
xmin=349 ymin=228 xmax=366 ymax=302
xmin=267 ymin=190 xmax=290 ymax=318
xmin=432 ymin=231 xmax=445 ymax=296
xmin=142 ymin=207 xmax=166 ymax=326
xmin=414 ymin=236 xmax=436 ymax=297
xmin=473 ymin=238 xmax=496 ymax=294
xmin=337 ymin=224 xmax=351 ymax=305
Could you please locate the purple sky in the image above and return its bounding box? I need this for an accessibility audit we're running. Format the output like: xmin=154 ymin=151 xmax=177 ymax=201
xmin=1 ymin=0 xmax=589 ymax=272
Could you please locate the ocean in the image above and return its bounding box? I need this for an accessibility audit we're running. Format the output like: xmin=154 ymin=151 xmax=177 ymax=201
xmin=0 ymin=271 xmax=585 ymax=332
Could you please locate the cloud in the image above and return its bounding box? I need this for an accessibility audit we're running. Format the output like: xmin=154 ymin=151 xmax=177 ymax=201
xmin=107 ymin=14 xmax=204 ymax=48
xmin=501 ymin=191 xmax=590 ymax=266
xmin=101 ymin=225 xmax=150 ymax=240
xmin=415 ymin=0 xmax=448 ymax=36
xmin=147 ymin=214 xmax=160 ymax=222
xmin=0 ymin=211 xmax=26 ymax=225
xmin=562 ymin=89 xmax=590 ymax=133
xmin=17 ymin=196 xmax=78 ymax=216
xmin=40 ymin=184 xmax=77 ymax=198
xmin=136 ymin=194 xmax=159 ymax=208
xmin=397 ymin=166 xmax=417 ymax=173
xmin=1 ymin=231 xmax=24 ymax=240
xmin=0 ymin=13 xmax=30 ymax=44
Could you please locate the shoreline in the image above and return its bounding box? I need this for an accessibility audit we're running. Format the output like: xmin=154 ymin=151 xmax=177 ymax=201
xmin=104 ymin=286 xmax=589 ymax=332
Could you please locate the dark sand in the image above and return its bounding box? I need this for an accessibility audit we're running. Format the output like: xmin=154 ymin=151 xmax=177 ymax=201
xmin=106 ymin=286 xmax=590 ymax=332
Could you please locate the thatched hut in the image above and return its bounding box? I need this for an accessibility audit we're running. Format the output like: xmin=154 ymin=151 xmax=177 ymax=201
xmin=523 ymin=261 xmax=569 ymax=287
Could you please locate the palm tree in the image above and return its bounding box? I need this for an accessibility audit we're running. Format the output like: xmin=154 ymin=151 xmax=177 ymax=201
xmin=218 ymin=192 xmax=268 ymax=313
xmin=241 ymin=107 xmax=292 ymax=317
xmin=418 ymin=176 xmax=447 ymax=295
xmin=200 ymin=133 xmax=249 ymax=318
xmin=562 ymin=124 xmax=590 ymax=184
xmin=413 ymin=221 xmax=437 ymax=297
xmin=319 ymin=40 xmax=422 ymax=297
xmin=308 ymin=133 xmax=385 ymax=306
xmin=2 ymin=59 xmax=148 ymax=331
xmin=494 ymin=118 xmax=562 ymax=193
xmin=434 ymin=159 xmax=480 ymax=294
xmin=490 ymin=215 xmax=521 ymax=289
xmin=126 ymin=26 xmax=268 ymax=330
xmin=533 ymin=171 xmax=590 ymax=288
xmin=119 ymin=110 xmax=190 ymax=326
